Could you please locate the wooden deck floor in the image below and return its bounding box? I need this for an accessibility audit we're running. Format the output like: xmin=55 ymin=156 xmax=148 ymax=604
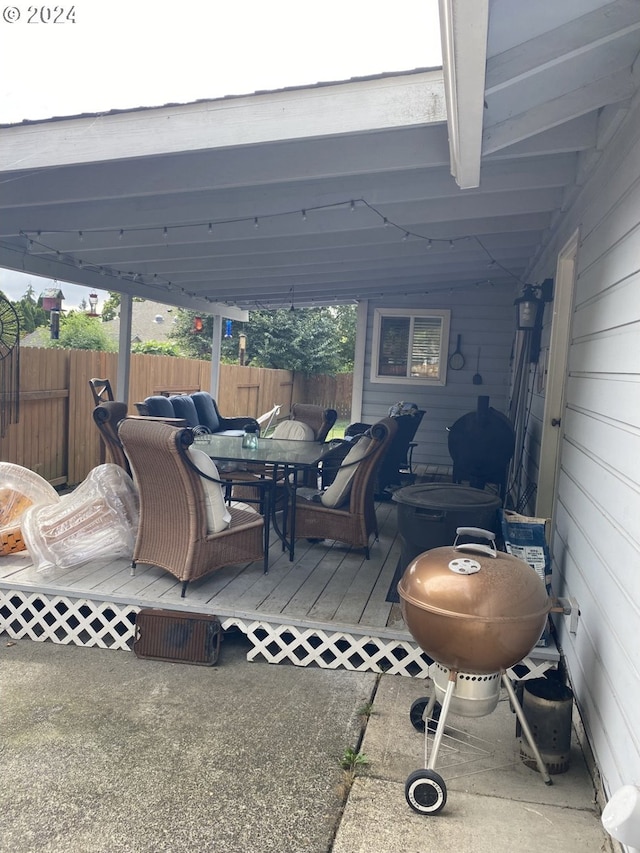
xmin=0 ymin=496 xmax=559 ymax=677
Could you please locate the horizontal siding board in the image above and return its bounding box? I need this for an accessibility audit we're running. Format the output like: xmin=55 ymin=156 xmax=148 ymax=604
xmin=576 ymin=214 xmax=640 ymax=307
xmin=562 ymin=408 xmax=640 ymax=498
xmin=525 ymin=95 xmax=640 ymax=795
xmin=553 ymin=495 xmax=640 ymax=792
xmin=569 ymin=324 xmax=640 ymax=374
xmin=567 ymin=375 xmax=640 ymax=423
xmin=572 ymin=269 xmax=640 ymax=340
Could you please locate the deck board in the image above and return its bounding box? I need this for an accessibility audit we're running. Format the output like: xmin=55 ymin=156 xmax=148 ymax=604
xmin=0 ymin=499 xmax=560 ymax=677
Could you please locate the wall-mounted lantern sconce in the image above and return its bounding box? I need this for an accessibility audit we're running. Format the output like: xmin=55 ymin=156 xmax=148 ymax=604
xmin=515 ymin=286 xmax=542 ymax=331
xmin=514 ymin=279 xmax=554 ymax=362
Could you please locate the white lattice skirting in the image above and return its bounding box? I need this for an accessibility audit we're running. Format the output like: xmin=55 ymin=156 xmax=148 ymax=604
xmin=0 ymin=590 xmax=555 ymax=680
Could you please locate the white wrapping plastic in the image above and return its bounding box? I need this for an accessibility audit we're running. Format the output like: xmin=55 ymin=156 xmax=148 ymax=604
xmin=0 ymin=463 xmax=60 ymax=556
xmin=21 ymin=464 xmax=139 ymax=573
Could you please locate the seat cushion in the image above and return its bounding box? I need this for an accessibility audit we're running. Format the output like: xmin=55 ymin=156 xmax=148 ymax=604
xmin=144 ymin=396 xmax=176 ymax=419
xmin=188 ymin=448 xmax=232 ymax=533
xmin=272 ymin=419 xmax=315 ymax=441
xmin=170 ymin=395 xmax=200 ymax=428
xmin=320 ymin=435 xmax=372 ymax=508
xmin=191 ymin=392 xmax=220 ymax=433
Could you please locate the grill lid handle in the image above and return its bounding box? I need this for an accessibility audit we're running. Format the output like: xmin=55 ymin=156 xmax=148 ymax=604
xmin=453 ymin=527 xmax=497 ymax=558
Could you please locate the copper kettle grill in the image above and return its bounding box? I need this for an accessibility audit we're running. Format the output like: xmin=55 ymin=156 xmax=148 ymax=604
xmin=397 ymin=528 xmax=553 ymax=815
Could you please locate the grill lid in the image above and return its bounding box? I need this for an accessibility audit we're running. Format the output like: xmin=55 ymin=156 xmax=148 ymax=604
xmin=397 ymin=543 xmax=549 ymax=622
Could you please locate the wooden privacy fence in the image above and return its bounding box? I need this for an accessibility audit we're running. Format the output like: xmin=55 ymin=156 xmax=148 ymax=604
xmin=0 ymin=348 xmax=352 ymax=486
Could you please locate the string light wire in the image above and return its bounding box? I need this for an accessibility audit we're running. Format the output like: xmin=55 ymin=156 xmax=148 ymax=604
xmin=17 ymin=195 xmax=528 ymax=304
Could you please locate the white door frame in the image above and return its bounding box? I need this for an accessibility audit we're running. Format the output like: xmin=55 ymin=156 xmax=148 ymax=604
xmin=535 ymin=229 xmax=579 ymax=519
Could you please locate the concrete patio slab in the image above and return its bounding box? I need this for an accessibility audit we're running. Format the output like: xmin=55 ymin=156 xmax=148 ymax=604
xmin=333 ymin=672 xmax=612 ymax=853
xmin=0 ymin=633 xmax=375 ymax=853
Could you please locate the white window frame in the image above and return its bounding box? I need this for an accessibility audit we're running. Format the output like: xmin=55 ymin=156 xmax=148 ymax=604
xmin=370 ymin=308 xmax=450 ymax=386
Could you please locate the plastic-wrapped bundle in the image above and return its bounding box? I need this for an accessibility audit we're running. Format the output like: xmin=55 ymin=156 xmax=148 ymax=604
xmin=0 ymin=463 xmax=60 ymax=556
xmin=21 ymin=464 xmax=139 ymax=573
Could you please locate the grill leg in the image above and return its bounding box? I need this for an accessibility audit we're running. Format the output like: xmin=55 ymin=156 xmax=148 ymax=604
xmin=180 ymin=581 xmax=189 ymax=598
xmin=502 ymin=673 xmax=553 ymax=785
xmin=427 ymin=669 xmax=457 ymax=771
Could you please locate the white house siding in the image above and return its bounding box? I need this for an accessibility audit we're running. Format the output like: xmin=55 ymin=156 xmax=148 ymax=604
xmin=360 ymin=287 xmax=515 ymax=468
xmin=527 ymin=96 xmax=640 ymax=797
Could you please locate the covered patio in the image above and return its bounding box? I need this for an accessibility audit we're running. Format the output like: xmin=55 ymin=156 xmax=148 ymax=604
xmin=2 ymin=0 xmax=640 ymax=822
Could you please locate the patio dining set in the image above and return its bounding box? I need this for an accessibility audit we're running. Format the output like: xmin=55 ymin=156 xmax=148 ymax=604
xmin=84 ymin=385 xmax=416 ymax=597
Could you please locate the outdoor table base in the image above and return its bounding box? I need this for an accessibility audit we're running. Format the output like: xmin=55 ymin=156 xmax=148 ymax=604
xmin=194 ymin=434 xmax=334 ymax=561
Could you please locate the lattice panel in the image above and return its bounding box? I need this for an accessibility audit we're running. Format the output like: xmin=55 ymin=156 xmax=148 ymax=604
xmin=0 ymin=591 xmax=137 ymax=650
xmin=0 ymin=592 xmax=557 ymax=680
xmin=229 ymin=619 xmax=433 ymax=677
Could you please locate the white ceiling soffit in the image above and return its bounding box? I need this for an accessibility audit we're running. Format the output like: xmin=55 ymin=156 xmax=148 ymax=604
xmin=1 ymin=1 xmax=640 ymax=314
xmin=483 ymin=0 xmax=640 ymax=155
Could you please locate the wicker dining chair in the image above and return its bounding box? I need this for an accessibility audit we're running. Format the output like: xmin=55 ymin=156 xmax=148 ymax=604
xmin=118 ymin=418 xmax=269 ymax=597
xmin=294 ymin=417 xmax=397 ymax=557
xmin=290 ymin=403 xmax=337 ymax=442
xmin=92 ymin=401 xmax=132 ymax=477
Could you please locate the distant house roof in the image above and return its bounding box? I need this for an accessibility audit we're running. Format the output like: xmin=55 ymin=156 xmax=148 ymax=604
xmin=101 ymin=300 xmax=177 ymax=344
xmin=21 ymin=300 xmax=178 ymax=348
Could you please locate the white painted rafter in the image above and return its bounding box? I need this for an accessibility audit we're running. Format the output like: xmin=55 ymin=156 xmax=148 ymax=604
xmin=438 ymin=0 xmax=490 ymax=189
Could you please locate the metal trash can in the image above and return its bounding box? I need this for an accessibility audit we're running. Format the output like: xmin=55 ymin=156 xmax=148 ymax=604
xmin=392 ymin=484 xmax=503 ymax=571
xmin=519 ymin=677 xmax=573 ymax=774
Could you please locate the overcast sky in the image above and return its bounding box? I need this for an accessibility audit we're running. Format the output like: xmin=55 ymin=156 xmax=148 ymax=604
xmin=1 ymin=0 xmax=442 ymax=307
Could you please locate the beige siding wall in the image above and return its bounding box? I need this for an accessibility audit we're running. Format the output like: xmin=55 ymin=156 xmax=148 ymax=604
xmin=527 ymin=99 xmax=640 ymax=795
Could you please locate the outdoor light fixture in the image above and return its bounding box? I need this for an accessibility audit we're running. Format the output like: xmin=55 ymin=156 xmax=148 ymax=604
xmin=514 ymin=286 xmax=542 ymax=331
xmin=514 ymin=280 xmax=554 ymax=363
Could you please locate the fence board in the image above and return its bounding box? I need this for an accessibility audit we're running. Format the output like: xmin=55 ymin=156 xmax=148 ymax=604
xmin=0 ymin=348 xmax=353 ymax=486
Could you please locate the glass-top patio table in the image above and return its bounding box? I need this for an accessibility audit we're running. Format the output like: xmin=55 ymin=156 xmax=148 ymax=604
xmin=193 ymin=434 xmax=337 ymax=561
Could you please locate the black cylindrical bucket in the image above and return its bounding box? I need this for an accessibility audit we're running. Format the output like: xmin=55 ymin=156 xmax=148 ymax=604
xmin=519 ymin=677 xmax=574 ymax=774
xmin=392 ymin=484 xmax=502 ymax=570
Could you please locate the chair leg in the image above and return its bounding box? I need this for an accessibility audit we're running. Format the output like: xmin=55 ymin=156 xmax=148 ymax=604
xmin=180 ymin=581 xmax=189 ymax=597
xmin=263 ymin=490 xmax=270 ymax=574
xmin=130 ymin=560 xmax=136 ymax=577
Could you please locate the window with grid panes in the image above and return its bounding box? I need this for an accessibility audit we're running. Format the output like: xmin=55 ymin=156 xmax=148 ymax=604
xmin=371 ymin=308 xmax=450 ymax=385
